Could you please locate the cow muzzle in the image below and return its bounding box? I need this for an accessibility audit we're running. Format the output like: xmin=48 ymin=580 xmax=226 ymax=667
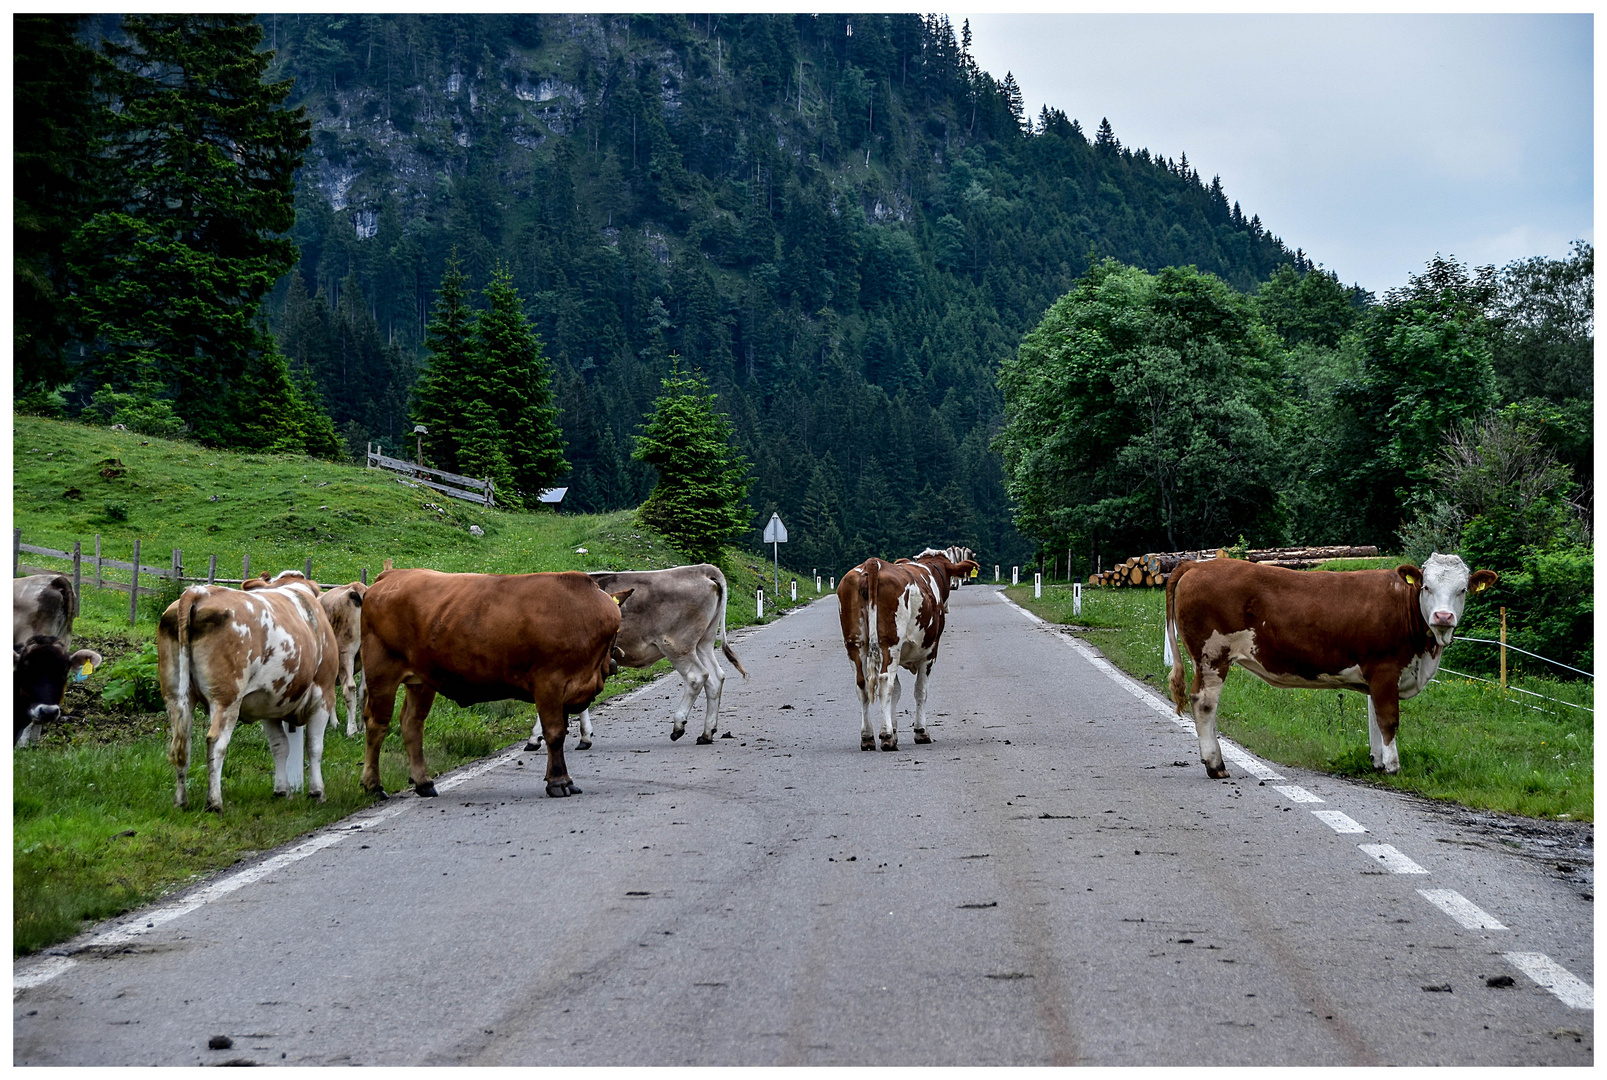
xmin=29 ymin=704 xmax=62 ymax=724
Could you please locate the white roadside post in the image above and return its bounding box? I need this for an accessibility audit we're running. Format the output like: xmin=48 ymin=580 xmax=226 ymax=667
xmin=815 ymin=574 xmax=821 ymax=594
xmin=994 ymin=564 xmax=1000 ymax=582
xmin=757 ymin=588 xmax=764 ymax=619
xmin=763 ymin=512 xmax=789 ymax=599
xmin=1012 ymin=566 xmax=1019 ymax=586
xmin=1073 ymin=582 xmax=1083 ymax=617
xmin=791 ymin=579 xmax=797 ymax=602
xmin=1034 ymin=572 xmax=1042 ymax=599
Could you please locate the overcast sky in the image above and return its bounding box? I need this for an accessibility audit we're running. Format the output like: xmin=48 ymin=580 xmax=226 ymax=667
xmin=954 ymin=13 xmax=1593 ymax=294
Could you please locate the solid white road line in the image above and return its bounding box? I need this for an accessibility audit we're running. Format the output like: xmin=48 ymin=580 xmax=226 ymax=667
xmin=1505 ymin=952 xmax=1594 ymax=1010
xmin=1272 ymin=784 xmax=1324 ymax=803
xmin=1311 ymin=810 xmax=1367 ymax=834
xmin=1416 ymin=889 xmax=1506 ymax=930
xmin=1358 ymin=843 xmax=1429 ymax=875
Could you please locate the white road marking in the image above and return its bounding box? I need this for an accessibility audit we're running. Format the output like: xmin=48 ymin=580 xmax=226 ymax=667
xmin=1358 ymin=843 xmax=1428 ymax=874
xmin=1272 ymin=784 xmax=1323 ymax=803
xmin=1504 ymin=952 xmax=1594 ymax=1010
xmin=1311 ymin=810 xmax=1367 ymax=833
xmin=1417 ymin=889 xmax=1506 ymax=930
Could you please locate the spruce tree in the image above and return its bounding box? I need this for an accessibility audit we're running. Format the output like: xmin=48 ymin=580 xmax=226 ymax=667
xmin=633 ymin=362 xmax=752 ymax=563
xmin=69 ymin=14 xmax=327 ymax=452
xmin=411 ymin=255 xmax=477 ymax=473
xmin=475 ymin=265 xmax=568 ymax=501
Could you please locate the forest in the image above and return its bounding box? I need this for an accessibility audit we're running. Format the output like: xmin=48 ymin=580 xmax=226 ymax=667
xmin=15 ymin=14 xmax=1593 ymax=630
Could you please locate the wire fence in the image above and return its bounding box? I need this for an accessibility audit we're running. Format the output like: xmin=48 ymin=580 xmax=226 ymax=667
xmin=1448 ymin=636 xmax=1594 ymax=680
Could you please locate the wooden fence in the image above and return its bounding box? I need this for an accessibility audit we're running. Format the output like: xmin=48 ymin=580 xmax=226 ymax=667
xmin=13 ymin=528 xmax=377 ymax=626
xmin=366 ymin=445 xmax=494 ymax=507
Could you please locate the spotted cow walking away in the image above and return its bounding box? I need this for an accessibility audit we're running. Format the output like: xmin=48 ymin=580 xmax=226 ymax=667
xmin=13 ymin=573 xmax=100 ymax=746
xmin=317 ymin=582 xmax=368 ymax=736
xmin=915 ymin=546 xmax=977 ymax=588
xmin=360 ymin=568 xmax=630 ymax=799
xmin=837 ymin=552 xmax=979 ymax=751
xmin=159 ymin=571 xmax=340 ymax=812
xmin=1165 ymin=552 xmax=1497 ymax=778
xmin=527 ymin=564 xmax=747 ymax=751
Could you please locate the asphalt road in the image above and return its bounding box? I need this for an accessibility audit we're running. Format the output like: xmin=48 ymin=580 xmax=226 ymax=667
xmin=13 ymin=585 xmax=1594 ymax=1065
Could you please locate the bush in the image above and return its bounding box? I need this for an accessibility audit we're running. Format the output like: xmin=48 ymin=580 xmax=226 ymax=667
xmin=1461 ymin=544 xmax=1593 ymax=679
xmin=99 ymin=643 xmax=163 ymax=712
xmin=86 ymin=383 xmax=186 ymax=437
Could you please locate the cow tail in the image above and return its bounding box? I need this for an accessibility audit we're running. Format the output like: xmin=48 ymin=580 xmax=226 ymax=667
xmin=164 ymin=589 xmax=198 ymax=766
xmin=863 ymin=559 xmax=880 ymax=667
xmin=1164 ymin=562 xmax=1189 ymax=715
xmin=715 ymin=570 xmax=748 ymax=679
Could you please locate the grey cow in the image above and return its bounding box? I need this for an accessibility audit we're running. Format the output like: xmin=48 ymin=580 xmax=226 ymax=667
xmin=527 ymin=564 xmax=747 ymax=750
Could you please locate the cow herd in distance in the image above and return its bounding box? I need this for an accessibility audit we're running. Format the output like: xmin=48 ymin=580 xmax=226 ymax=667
xmin=14 ymin=540 xmax=1497 ymax=811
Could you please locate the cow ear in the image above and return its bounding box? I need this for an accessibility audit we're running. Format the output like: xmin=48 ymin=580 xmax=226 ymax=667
xmin=69 ymin=649 xmax=103 ymax=675
xmin=611 ymin=588 xmax=635 ymax=609
xmin=1396 ymin=564 xmax=1423 ymax=588
xmin=1469 ymin=569 xmax=1499 ymax=593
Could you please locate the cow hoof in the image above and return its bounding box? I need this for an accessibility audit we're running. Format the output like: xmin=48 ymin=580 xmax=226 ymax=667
xmin=670 ymin=728 xmax=686 ymax=742
xmin=576 ymin=739 xmax=591 ymax=751
xmin=879 ymin=739 xmax=898 ymax=752
xmin=861 ymin=737 xmax=875 ymax=751
xmin=913 ymin=730 xmax=932 ymax=744
xmin=366 ymin=785 xmax=389 ymax=800
xmin=696 ymin=734 xmax=713 ymax=745
xmin=206 ymin=802 xmax=223 ymax=814
xmin=414 ymin=780 xmax=438 ymax=798
xmin=524 ymin=741 xmax=541 ymax=752
xmin=546 ymin=781 xmax=581 ymax=797
xmin=1205 ymin=764 xmax=1229 ymax=780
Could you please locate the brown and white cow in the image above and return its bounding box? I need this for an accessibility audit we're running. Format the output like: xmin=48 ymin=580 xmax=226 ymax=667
xmin=1165 ymin=552 xmax=1498 ymax=778
xmin=318 ymin=581 xmax=367 ymax=736
xmin=159 ymin=570 xmax=340 ymax=811
xmin=13 ymin=574 xmax=99 ymax=746
xmin=837 ymin=553 xmax=979 ymax=751
xmin=915 ymin=546 xmax=977 ymax=588
xmin=527 ymin=564 xmax=748 ymax=751
xmin=359 ymin=568 xmax=630 ymax=799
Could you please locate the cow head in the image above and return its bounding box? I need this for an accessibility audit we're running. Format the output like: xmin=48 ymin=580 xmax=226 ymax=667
xmin=252 ymin=569 xmax=322 ymax=598
xmin=14 ymin=636 xmax=102 ymax=745
xmin=1397 ymin=553 xmax=1499 ymax=646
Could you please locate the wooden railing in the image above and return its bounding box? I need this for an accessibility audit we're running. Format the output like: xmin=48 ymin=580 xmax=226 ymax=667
xmin=366 ymin=445 xmax=494 ymax=507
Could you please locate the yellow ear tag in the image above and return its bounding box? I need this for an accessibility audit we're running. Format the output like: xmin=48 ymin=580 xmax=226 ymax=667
xmin=614 ymin=596 xmax=623 ymax=606
xmin=74 ymin=660 xmax=94 ymax=682
xmin=969 ymin=568 xmax=978 ymax=578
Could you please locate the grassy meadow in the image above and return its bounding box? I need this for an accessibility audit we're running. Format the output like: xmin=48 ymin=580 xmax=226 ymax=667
xmin=13 ymin=415 xmax=822 ymax=955
xmin=1007 ymin=580 xmax=1593 ymax=821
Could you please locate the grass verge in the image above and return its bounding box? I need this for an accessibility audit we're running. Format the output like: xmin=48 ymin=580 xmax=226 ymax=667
xmin=13 ymin=415 xmax=814 ymax=955
xmin=1006 ymin=582 xmax=1593 ymax=822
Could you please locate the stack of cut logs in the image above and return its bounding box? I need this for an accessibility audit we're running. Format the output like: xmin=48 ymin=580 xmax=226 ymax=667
xmin=1085 ymin=545 xmax=1380 ymax=588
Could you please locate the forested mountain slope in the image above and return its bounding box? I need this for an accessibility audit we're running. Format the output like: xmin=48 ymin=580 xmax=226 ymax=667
xmin=259 ymin=13 xmax=1302 ymax=571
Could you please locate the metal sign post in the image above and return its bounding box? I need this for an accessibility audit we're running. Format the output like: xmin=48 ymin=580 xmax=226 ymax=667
xmin=763 ymin=512 xmax=788 ymax=598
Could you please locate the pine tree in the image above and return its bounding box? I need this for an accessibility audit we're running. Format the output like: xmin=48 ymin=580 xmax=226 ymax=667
xmin=633 ymin=362 xmax=752 ymax=562
xmin=474 ymin=264 xmax=569 ymax=501
xmin=69 ymin=14 xmax=326 ymax=452
xmin=411 ymin=255 xmax=477 ymax=473
xmin=1095 ymin=117 xmax=1119 ymax=152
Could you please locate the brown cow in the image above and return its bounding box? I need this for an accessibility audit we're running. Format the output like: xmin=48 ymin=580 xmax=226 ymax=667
xmin=13 ymin=573 xmax=98 ymax=746
xmin=1165 ymin=552 xmax=1498 ymax=778
xmin=317 ymin=582 xmax=367 ymax=736
xmin=159 ymin=571 xmax=341 ymax=811
xmin=837 ymin=553 xmax=979 ymax=751
xmin=359 ymin=568 xmax=630 ymax=799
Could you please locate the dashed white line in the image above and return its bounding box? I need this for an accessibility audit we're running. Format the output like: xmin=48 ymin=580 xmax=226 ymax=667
xmin=1311 ymin=810 xmax=1367 ymax=833
xmin=1417 ymin=888 xmax=1507 ymax=929
xmin=1505 ymin=952 xmax=1594 ymax=1010
xmin=1273 ymin=784 xmax=1323 ymax=803
xmin=1358 ymin=843 xmax=1428 ymax=874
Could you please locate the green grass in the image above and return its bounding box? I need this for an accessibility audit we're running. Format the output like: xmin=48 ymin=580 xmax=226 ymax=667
xmin=13 ymin=415 xmax=812 ymax=955
xmin=1007 ymin=582 xmax=1593 ymax=822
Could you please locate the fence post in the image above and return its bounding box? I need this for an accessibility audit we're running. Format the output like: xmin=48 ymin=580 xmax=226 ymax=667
xmin=484 ymin=477 xmax=493 ymax=508
xmin=1500 ymin=607 xmax=1508 ymax=688
xmin=383 ymin=558 xmax=393 ymax=572
xmin=72 ymin=541 xmax=82 ymax=607
xmin=12 ymin=527 xmax=19 ymax=578
xmin=173 ymin=548 xmax=182 ymax=583
xmin=360 ymin=567 xmax=368 ymax=585
xmin=242 ymin=553 xmax=250 ymax=583
xmin=95 ymin=534 xmax=102 ymax=588
xmin=756 ymin=588 xmax=764 ymax=619
xmin=130 ymin=539 xmax=141 ymax=626
xmin=304 ymin=556 xmax=312 ymax=581
xmin=208 ymin=554 xmax=217 ymax=585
